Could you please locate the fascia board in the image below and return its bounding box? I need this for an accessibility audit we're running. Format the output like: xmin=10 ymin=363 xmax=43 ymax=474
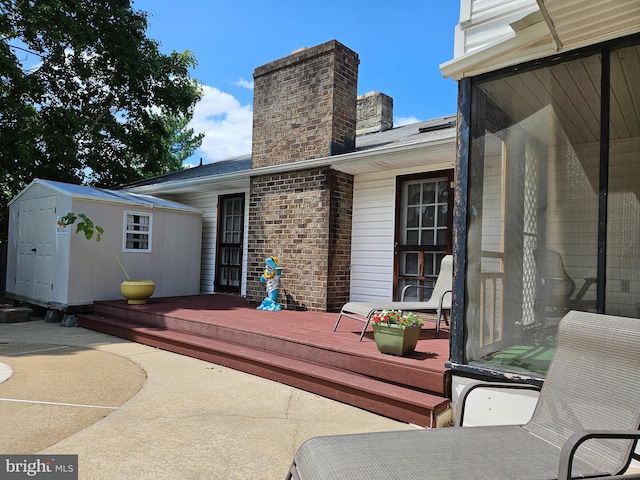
xmin=440 ymin=20 xmax=556 ymax=80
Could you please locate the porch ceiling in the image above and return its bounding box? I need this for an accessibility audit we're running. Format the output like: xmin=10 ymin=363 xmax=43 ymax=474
xmin=536 ymin=0 xmax=640 ymax=50
xmin=480 ymin=43 xmax=640 ymax=146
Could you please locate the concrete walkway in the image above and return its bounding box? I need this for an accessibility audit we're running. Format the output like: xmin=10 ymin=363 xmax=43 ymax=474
xmin=0 ymin=318 xmax=413 ymax=479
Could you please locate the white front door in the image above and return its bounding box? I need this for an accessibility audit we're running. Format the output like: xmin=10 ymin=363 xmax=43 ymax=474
xmin=15 ymin=197 xmax=56 ymax=302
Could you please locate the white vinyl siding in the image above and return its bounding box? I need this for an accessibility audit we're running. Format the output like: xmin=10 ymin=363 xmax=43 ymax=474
xmin=456 ymin=0 xmax=539 ymax=56
xmin=350 ymin=164 xmax=456 ymax=303
xmin=169 ymin=189 xmax=249 ymax=295
xmin=350 ymin=173 xmax=396 ymax=302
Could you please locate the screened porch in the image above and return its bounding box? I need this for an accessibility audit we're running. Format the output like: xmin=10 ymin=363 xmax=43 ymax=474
xmin=453 ymin=35 xmax=640 ymax=379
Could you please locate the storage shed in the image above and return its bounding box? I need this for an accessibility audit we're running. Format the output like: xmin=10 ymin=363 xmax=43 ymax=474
xmin=6 ymin=179 xmax=203 ymax=311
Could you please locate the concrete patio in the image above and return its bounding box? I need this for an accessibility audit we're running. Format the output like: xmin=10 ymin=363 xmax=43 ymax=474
xmin=0 ymin=317 xmax=415 ymax=479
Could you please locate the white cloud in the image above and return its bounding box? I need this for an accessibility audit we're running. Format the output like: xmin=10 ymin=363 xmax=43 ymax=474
xmin=234 ymin=78 xmax=254 ymax=90
xmin=394 ymin=116 xmax=421 ymax=127
xmin=188 ymin=85 xmax=253 ymax=164
xmin=187 ymin=88 xmax=425 ymax=165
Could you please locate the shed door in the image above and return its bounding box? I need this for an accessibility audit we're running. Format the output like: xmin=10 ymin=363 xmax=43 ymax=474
xmin=215 ymin=194 xmax=244 ymax=293
xmin=15 ymin=197 xmax=55 ymax=302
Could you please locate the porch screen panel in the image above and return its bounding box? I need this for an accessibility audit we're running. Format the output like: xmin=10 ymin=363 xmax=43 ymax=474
xmin=606 ymin=44 xmax=640 ymax=317
xmin=465 ymin=53 xmax=601 ymax=376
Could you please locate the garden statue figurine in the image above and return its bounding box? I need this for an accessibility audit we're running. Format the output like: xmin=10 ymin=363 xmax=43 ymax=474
xmin=257 ymin=256 xmax=284 ymax=311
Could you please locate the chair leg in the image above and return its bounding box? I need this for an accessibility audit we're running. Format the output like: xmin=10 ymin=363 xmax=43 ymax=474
xmin=333 ymin=312 xmax=344 ymax=332
xmin=359 ymin=317 xmax=372 ymax=342
xmin=285 ymin=463 xmax=300 ymax=480
xmin=435 ymin=306 xmax=442 ymax=339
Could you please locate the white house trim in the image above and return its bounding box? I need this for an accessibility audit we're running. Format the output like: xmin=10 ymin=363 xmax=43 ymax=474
xmin=442 ymin=0 xmax=640 ymax=80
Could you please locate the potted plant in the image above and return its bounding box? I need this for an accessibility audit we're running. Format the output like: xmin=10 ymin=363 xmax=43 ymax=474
xmin=58 ymin=213 xmax=155 ymax=305
xmin=371 ymin=310 xmax=424 ymax=356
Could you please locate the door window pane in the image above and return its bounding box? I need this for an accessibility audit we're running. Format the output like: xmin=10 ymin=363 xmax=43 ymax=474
xmin=408 ymin=184 xmax=421 ymax=204
xmin=406 ymin=207 xmax=420 ymax=229
xmin=401 ymin=252 xmax=419 ymax=276
xmin=420 ymin=229 xmax=435 ymax=246
xmin=422 ymin=183 xmax=436 ymax=203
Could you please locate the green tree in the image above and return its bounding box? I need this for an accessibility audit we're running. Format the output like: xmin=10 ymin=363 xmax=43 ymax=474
xmin=141 ymin=112 xmax=206 ymax=175
xmin=0 ymin=0 xmax=204 ymax=241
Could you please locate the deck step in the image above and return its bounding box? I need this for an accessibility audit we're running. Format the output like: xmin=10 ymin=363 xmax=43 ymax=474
xmin=86 ymin=301 xmax=448 ymax=396
xmin=77 ymin=296 xmax=452 ymax=428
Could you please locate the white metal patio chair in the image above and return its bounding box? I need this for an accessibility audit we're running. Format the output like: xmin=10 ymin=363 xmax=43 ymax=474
xmin=333 ymin=255 xmax=453 ymax=341
xmin=288 ymin=310 xmax=640 ymax=480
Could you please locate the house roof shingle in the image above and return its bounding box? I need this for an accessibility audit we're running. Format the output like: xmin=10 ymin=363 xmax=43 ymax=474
xmin=124 ymin=115 xmax=456 ymax=189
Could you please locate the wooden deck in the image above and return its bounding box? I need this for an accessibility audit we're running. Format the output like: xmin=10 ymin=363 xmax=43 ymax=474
xmin=77 ymin=294 xmax=452 ymax=427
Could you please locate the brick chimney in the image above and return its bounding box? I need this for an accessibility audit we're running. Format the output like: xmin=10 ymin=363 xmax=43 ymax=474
xmin=251 ymin=40 xmax=359 ymax=169
xmin=247 ymin=40 xmax=357 ymax=312
xmin=357 ymin=91 xmax=393 ymax=135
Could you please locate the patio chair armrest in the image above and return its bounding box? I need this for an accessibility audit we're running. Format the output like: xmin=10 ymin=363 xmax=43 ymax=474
xmin=559 ymin=430 xmax=640 ymax=480
xmin=400 ymin=282 xmax=434 ymax=301
xmin=439 ymin=289 xmax=452 ymax=308
xmin=574 ymin=277 xmax=598 ymax=301
xmin=456 ymin=381 xmax=541 ymax=427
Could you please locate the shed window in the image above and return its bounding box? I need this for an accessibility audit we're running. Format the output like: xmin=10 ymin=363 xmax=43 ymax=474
xmin=123 ymin=212 xmax=152 ymax=252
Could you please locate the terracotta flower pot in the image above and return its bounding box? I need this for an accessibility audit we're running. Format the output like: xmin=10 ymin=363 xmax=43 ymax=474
xmin=120 ymin=280 xmax=155 ymax=305
xmin=372 ymin=323 xmax=421 ymax=356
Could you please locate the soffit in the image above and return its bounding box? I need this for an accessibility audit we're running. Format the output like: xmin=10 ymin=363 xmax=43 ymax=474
xmin=331 ymin=128 xmax=456 ymax=175
xmin=537 ymin=0 xmax=640 ymax=49
xmin=478 ymin=42 xmax=640 ymax=146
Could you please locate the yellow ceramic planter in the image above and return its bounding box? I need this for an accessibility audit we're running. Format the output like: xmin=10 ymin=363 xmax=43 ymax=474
xmin=120 ymin=280 xmax=155 ymax=305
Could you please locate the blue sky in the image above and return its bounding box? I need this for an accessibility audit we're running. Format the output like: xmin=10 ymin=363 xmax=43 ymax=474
xmin=131 ymin=1 xmax=461 ymax=165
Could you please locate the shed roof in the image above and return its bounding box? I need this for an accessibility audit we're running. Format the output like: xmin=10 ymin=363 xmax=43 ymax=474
xmin=10 ymin=179 xmax=202 ymax=213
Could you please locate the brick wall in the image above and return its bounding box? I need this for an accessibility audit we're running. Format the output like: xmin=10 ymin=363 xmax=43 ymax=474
xmin=251 ymin=40 xmax=359 ymax=169
xmin=247 ymin=168 xmax=353 ymax=311
xmin=326 ymin=170 xmax=354 ymax=311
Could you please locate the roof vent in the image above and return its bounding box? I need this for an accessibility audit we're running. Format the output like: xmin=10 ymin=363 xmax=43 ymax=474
xmin=418 ymin=120 xmax=455 ymax=133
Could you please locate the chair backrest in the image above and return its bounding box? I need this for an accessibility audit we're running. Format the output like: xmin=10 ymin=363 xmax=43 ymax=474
xmin=525 ymin=310 xmax=640 ymax=473
xmin=534 ymin=248 xmax=576 ymax=298
xmin=431 ymin=255 xmax=453 ymax=308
